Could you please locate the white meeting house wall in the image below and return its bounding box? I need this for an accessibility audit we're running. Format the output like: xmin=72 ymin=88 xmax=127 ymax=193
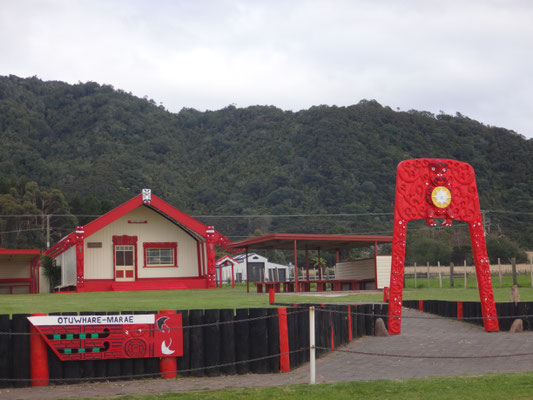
xmin=83 ymin=206 xmax=200 ymax=280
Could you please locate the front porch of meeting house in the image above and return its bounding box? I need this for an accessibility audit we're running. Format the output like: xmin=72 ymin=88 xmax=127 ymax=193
xmin=228 ymin=233 xmax=393 ymax=294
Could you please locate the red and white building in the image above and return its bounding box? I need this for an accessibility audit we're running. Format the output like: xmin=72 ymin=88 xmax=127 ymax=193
xmin=44 ymin=189 xmax=234 ymax=292
xmin=0 ymin=249 xmax=41 ymax=294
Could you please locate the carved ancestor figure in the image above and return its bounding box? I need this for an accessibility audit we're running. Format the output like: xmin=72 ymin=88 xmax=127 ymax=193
xmin=425 ymin=161 xmax=454 ymax=226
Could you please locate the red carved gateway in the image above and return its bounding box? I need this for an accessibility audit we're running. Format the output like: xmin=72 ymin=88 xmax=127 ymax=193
xmin=27 ymin=313 xmax=183 ymax=361
xmin=388 ymin=159 xmax=499 ymax=334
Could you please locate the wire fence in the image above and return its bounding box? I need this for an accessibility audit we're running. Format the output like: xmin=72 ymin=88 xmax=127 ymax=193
xmin=2 ymin=304 xmax=533 ymax=387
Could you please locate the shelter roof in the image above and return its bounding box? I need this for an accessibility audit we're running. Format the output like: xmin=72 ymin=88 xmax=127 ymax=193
xmin=0 ymin=249 xmax=41 ymax=262
xmin=228 ymin=233 xmax=392 ymax=251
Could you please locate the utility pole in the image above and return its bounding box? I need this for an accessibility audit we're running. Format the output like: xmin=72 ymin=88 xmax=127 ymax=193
xmin=46 ymin=215 xmax=50 ymax=249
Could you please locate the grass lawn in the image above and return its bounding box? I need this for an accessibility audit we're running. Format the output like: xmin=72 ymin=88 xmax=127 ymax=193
xmin=2 ymin=275 xmax=533 ymax=315
xmin=72 ymin=372 xmax=533 ymax=400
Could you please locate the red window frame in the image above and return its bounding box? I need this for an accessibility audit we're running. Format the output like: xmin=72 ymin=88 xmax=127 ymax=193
xmin=112 ymin=235 xmax=138 ymax=280
xmin=143 ymin=242 xmax=178 ymax=268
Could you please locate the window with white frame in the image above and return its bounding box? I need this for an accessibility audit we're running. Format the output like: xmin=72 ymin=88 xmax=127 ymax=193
xmin=143 ymin=242 xmax=177 ymax=268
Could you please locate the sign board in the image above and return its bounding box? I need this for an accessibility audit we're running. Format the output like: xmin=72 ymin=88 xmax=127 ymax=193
xmin=28 ymin=313 xmax=183 ymax=361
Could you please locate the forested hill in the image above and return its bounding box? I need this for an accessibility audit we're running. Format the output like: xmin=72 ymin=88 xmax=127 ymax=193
xmin=1 ymin=75 xmax=532 ymax=250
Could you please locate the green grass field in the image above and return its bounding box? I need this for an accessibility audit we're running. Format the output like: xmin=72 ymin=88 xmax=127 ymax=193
xmin=2 ymin=274 xmax=533 ymax=315
xmin=72 ymin=372 xmax=533 ymax=400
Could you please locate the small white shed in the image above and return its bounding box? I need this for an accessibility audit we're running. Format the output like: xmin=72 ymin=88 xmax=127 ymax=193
xmin=216 ymin=253 xmax=290 ymax=284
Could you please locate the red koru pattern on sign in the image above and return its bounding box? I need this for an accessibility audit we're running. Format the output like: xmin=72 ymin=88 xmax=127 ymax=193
xmin=28 ymin=313 xmax=183 ymax=361
xmin=388 ymin=159 xmax=499 ymax=334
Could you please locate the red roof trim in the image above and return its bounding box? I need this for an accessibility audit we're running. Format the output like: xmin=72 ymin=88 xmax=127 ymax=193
xmin=82 ymin=195 xmax=144 ymax=237
xmin=44 ymin=193 xmax=233 ymax=259
xmin=0 ymin=249 xmax=41 ymax=255
xmin=229 ymin=233 xmax=392 ymax=248
xmin=148 ymin=195 xmax=209 ymax=238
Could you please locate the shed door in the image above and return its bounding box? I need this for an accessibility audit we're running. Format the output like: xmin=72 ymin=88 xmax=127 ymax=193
xmin=115 ymin=245 xmax=135 ymax=282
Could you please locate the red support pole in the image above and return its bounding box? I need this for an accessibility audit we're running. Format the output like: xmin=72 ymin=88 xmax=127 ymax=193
xmin=305 ymin=246 xmax=310 ymax=282
xmin=159 ymin=310 xmax=177 ymax=379
xmin=30 ymin=313 xmax=49 ymax=386
xmin=30 ymin=258 xmax=35 ymax=294
xmin=231 ymin=262 xmax=235 ymax=289
xmin=318 ymin=248 xmax=322 ymax=281
xmin=457 ymin=301 xmax=463 ymax=321
xmin=246 ymin=247 xmax=250 ymax=293
xmin=218 ymin=264 xmax=223 ymax=288
xmin=418 ymin=300 xmax=424 ymax=312
xmin=293 ymin=240 xmax=299 ymax=293
xmin=35 ymin=256 xmax=40 ymax=294
xmin=278 ymin=308 xmax=290 ymax=372
xmin=374 ymin=241 xmax=378 ymax=288
xmin=269 ymin=288 xmax=275 ymax=304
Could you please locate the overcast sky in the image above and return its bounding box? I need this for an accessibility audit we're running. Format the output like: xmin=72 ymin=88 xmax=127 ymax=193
xmin=1 ymin=0 xmax=532 ymax=138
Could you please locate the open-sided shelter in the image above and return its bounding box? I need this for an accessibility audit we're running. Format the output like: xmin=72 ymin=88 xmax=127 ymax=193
xmin=44 ymin=189 xmax=234 ymax=292
xmin=229 ymin=233 xmax=392 ymax=293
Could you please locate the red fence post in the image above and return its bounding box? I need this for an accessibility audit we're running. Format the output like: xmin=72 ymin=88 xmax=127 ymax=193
xmin=418 ymin=300 xmax=424 ymax=312
xmin=457 ymin=301 xmax=463 ymax=321
xmin=30 ymin=313 xmax=49 ymax=387
xmin=269 ymin=289 xmax=275 ymax=304
xmin=159 ymin=310 xmax=177 ymax=379
xmin=277 ymin=308 xmax=290 ymax=372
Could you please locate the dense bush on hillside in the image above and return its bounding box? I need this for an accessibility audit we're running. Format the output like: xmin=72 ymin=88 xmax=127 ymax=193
xmin=0 ymin=75 xmax=531 ymax=254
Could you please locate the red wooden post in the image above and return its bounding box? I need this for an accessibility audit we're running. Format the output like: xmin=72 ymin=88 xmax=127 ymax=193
xmin=293 ymin=240 xmax=299 ymax=293
xmin=457 ymin=301 xmax=463 ymax=321
xmin=218 ymin=263 xmax=223 ymax=288
xmin=305 ymin=246 xmax=310 ymax=282
xmin=269 ymin=288 xmax=275 ymax=304
xmin=231 ymin=262 xmax=235 ymax=289
xmin=30 ymin=258 xmax=35 ymax=294
xmin=30 ymin=313 xmax=49 ymax=386
xmin=318 ymin=248 xmax=322 ymax=281
xmin=418 ymin=300 xmax=424 ymax=312
xmin=246 ymin=247 xmax=250 ymax=293
xmin=278 ymin=308 xmax=290 ymax=372
xmin=159 ymin=310 xmax=177 ymax=378
xmin=374 ymin=241 xmax=378 ymax=289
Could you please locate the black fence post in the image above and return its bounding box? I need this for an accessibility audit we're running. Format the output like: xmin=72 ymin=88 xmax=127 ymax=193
xmin=189 ymin=309 xmax=205 ymax=377
xmin=219 ymin=309 xmax=236 ymax=375
xmin=0 ymin=314 xmax=10 ymax=387
xmin=234 ymin=308 xmax=249 ymax=374
xmin=11 ymin=314 xmax=30 ymax=388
